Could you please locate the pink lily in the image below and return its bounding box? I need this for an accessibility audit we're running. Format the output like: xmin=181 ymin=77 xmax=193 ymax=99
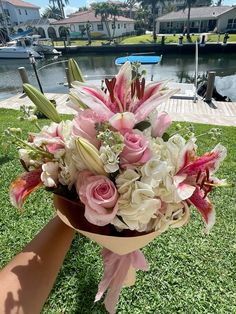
xmin=71 ymin=62 xmax=178 ymax=129
xmin=33 ymin=122 xmax=67 ymax=154
xmin=9 ymin=169 xmax=42 ymax=211
xmin=175 ymin=143 xmax=227 ymax=233
xmin=151 ymin=111 xmax=172 ymax=138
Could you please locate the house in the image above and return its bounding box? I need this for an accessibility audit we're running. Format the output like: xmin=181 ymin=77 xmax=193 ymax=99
xmin=51 ymin=9 xmax=135 ymax=39
xmin=13 ymin=18 xmax=58 ymax=38
xmin=156 ymin=6 xmax=236 ymax=34
xmin=0 ymin=0 xmax=40 ymax=28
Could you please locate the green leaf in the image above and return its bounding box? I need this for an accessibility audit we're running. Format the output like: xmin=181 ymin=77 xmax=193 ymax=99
xmin=134 ymin=120 xmax=151 ymax=131
xmin=162 ymin=132 xmax=170 ymax=141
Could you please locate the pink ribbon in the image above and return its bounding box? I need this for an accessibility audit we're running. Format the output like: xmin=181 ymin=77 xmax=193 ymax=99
xmin=95 ymin=248 xmax=149 ymax=314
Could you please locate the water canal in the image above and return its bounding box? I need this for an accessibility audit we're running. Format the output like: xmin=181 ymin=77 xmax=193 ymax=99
xmin=0 ymin=52 xmax=236 ymax=101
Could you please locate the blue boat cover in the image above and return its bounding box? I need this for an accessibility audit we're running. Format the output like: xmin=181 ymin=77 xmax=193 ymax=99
xmin=9 ymin=29 xmax=34 ymax=40
xmin=115 ymin=55 xmax=162 ymax=65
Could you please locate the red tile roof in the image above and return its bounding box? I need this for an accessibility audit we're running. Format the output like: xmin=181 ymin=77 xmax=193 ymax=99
xmin=4 ymin=0 xmax=40 ymax=9
xmin=51 ymin=9 xmax=134 ymax=25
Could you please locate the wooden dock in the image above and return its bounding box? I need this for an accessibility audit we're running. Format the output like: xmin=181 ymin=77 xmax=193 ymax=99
xmin=0 ymin=93 xmax=235 ymax=127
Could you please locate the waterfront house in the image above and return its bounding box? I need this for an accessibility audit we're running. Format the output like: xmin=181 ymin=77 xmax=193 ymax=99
xmin=0 ymin=0 xmax=40 ymax=28
xmin=12 ymin=17 xmax=58 ymax=38
xmin=156 ymin=6 xmax=236 ymax=34
xmin=51 ymin=9 xmax=135 ymax=39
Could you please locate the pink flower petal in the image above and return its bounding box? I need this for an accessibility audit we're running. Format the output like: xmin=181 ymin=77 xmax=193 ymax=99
xmin=71 ymin=82 xmax=113 ymax=118
xmin=9 ymin=169 xmax=42 ymax=211
xmin=151 ymin=111 xmax=172 ymax=138
xmin=176 ymin=181 xmax=196 ymax=200
xmin=114 ymin=62 xmax=132 ymax=108
xmin=134 ymin=89 xmax=179 ymax=122
xmin=132 ymin=81 xmax=163 ymax=112
xmin=180 ymin=144 xmax=227 ymax=176
xmin=189 ymin=187 xmax=215 ymax=233
xmin=109 ymin=112 xmax=136 ymax=131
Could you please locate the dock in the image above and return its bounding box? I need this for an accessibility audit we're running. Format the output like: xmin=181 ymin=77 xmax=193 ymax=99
xmin=0 ymin=93 xmax=235 ymax=127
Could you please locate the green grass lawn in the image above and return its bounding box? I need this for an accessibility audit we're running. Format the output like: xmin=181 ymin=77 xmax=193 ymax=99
xmin=0 ymin=108 xmax=236 ymax=313
xmin=53 ymin=33 xmax=236 ymax=47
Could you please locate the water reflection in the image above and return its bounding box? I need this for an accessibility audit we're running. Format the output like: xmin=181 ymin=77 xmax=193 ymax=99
xmin=0 ymin=53 xmax=236 ymax=100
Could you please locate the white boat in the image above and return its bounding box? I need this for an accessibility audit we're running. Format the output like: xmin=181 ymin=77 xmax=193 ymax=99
xmin=0 ymin=38 xmax=42 ymax=59
xmin=30 ymin=35 xmax=61 ymax=56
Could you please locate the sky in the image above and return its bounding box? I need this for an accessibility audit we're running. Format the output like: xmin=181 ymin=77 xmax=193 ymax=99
xmin=26 ymin=0 xmax=236 ymax=17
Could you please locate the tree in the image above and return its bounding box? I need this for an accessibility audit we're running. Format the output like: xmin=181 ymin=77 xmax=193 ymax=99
xmin=110 ymin=4 xmax=121 ymax=40
xmin=92 ymin=2 xmax=112 ymax=41
xmin=126 ymin=0 xmax=137 ymax=19
xmin=137 ymin=0 xmax=165 ymax=41
xmin=183 ymin=0 xmax=212 ymax=40
xmin=41 ymin=5 xmax=62 ymax=20
xmin=135 ymin=6 xmax=149 ymax=31
xmin=49 ymin=0 xmax=69 ymax=19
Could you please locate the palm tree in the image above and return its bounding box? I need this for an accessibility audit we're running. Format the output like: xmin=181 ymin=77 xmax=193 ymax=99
xmin=138 ymin=0 xmax=165 ymax=41
xmin=135 ymin=6 xmax=149 ymax=31
xmin=126 ymin=0 xmax=137 ymax=19
xmin=110 ymin=4 xmax=121 ymax=40
xmin=41 ymin=5 xmax=62 ymax=20
xmin=49 ymin=0 xmax=69 ymax=19
xmin=183 ymin=0 xmax=212 ymax=40
xmin=92 ymin=2 xmax=112 ymax=42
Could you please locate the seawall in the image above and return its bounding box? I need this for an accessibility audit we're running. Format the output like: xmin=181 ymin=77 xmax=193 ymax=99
xmin=56 ymin=42 xmax=236 ymax=55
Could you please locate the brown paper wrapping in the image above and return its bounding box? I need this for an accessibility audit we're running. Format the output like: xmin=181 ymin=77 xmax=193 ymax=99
xmin=54 ymin=194 xmax=163 ymax=255
xmin=54 ymin=194 xmax=161 ymax=285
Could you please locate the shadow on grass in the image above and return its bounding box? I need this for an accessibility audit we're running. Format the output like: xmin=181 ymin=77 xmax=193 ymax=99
xmin=0 ymin=155 xmax=13 ymax=166
xmin=43 ymin=234 xmax=107 ymax=313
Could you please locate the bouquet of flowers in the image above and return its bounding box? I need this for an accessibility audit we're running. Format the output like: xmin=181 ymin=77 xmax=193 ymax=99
xmin=8 ymin=61 xmax=227 ymax=314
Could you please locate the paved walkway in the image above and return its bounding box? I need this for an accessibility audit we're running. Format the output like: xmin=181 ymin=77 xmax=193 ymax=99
xmin=0 ymin=93 xmax=235 ymax=127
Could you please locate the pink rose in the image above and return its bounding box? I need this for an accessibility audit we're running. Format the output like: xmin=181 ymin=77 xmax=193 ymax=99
xmin=72 ymin=109 xmax=105 ymax=148
xmin=120 ymin=130 xmax=151 ymax=168
xmin=76 ymin=170 xmax=119 ymax=226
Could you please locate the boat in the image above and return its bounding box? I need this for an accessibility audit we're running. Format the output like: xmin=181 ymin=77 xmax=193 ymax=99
xmin=115 ymin=54 xmax=162 ymax=65
xmin=0 ymin=38 xmax=42 ymax=59
xmin=30 ymin=35 xmax=61 ymax=56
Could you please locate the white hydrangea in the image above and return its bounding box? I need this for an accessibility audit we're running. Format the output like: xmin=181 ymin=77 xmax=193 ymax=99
xmin=41 ymin=162 xmax=59 ymax=187
xmin=58 ymin=148 xmax=79 ymax=189
xmin=112 ymin=179 xmax=161 ymax=232
xmin=99 ymin=145 xmax=120 ymax=173
xmin=140 ymin=158 xmax=171 ymax=189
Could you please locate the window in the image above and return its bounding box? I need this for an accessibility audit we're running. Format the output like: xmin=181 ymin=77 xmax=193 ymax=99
xmin=25 ymin=10 xmax=27 ymax=15
xmin=227 ymin=18 xmax=236 ymax=29
xmin=18 ymin=9 xmax=21 ymax=15
xmin=124 ymin=24 xmax=126 ymax=29
xmin=112 ymin=23 xmax=115 ymax=29
xmin=97 ymin=24 xmax=103 ymax=30
xmin=118 ymin=24 xmax=120 ymax=29
xmin=79 ymin=24 xmax=85 ymax=31
xmin=4 ymin=9 xmax=10 ymax=17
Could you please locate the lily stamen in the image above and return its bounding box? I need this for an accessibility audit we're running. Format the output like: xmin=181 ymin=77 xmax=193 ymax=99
xmin=105 ymin=78 xmax=116 ymax=103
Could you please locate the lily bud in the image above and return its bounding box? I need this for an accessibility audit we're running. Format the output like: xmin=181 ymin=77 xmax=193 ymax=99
xmin=76 ymin=137 xmax=107 ymax=175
